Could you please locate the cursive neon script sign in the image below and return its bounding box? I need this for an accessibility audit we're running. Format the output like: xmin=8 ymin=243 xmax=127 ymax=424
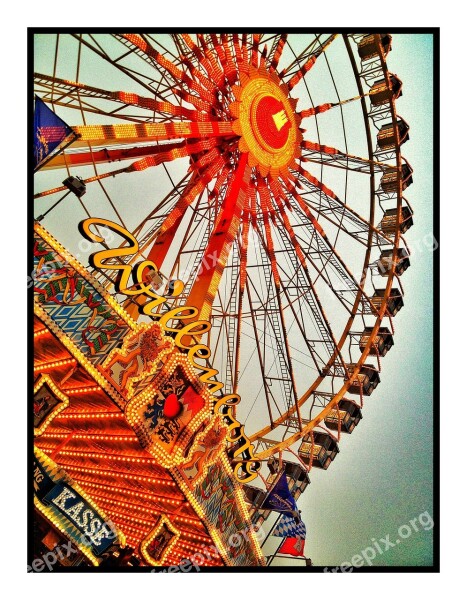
xmin=79 ymin=218 xmax=260 ymax=483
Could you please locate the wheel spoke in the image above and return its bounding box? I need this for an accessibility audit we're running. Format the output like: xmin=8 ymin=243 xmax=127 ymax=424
xmin=34 ymin=73 xmax=213 ymax=123
xmin=267 ymin=34 xmax=288 ymax=71
xmin=299 ymin=92 xmax=368 ymax=118
xmin=288 ymin=194 xmax=375 ymax=315
xmin=119 ymin=34 xmax=216 ymax=105
xmin=254 ymin=181 xmax=302 ymax=427
xmin=69 ymin=121 xmax=235 ymax=147
xmin=288 ymin=166 xmax=392 ymax=246
xmin=281 ymin=34 xmax=337 ymax=89
xmin=244 ymin=278 xmax=278 ymax=427
xmin=71 ymin=34 xmax=168 ymax=98
xmin=41 ymin=141 xmax=186 ymax=170
xmin=301 ymin=140 xmax=394 ymax=174
xmin=185 ymin=154 xmax=250 ymax=322
xmin=268 ymin=182 xmax=349 ymax=374
xmin=34 ymin=139 xmax=222 ymax=199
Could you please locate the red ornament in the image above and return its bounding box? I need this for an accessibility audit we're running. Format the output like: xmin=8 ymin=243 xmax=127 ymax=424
xmin=255 ymin=96 xmax=291 ymax=149
xmin=163 ymin=393 xmax=182 ymax=419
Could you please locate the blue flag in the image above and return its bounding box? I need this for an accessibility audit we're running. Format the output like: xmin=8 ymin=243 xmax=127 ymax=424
xmin=261 ymin=472 xmax=298 ymax=513
xmin=34 ymin=96 xmax=76 ymax=169
xmin=272 ymin=513 xmax=307 ymax=539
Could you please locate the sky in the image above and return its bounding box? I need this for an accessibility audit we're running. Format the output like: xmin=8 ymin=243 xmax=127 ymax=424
xmin=31 ymin=32 xmax=435 ymax=568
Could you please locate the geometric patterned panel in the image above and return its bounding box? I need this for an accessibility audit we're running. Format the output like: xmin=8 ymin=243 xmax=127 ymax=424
xmin=33 ymin=228 xmax=129 ymax=365
xmin=186 ymin=457 xmax=263 ymax=567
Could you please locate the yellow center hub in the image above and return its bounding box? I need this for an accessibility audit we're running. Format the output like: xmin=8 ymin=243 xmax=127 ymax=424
xmin=229 ymin=67 xmax=302 ymax=179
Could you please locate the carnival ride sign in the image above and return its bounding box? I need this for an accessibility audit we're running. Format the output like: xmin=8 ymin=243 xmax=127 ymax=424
xmin=78 ymin=217 xmax=260 ymax=483
xmin=33 ymin=222 xmax=265 ymax=566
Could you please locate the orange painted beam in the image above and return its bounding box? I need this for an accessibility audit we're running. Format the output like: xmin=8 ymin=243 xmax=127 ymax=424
xmin=185 ymin=153 xmax=251 ymax=323
xmin=70 ymin=121 xmax=236 ymax=148
xmin=42 ymin=142 xmax=185 ymax=170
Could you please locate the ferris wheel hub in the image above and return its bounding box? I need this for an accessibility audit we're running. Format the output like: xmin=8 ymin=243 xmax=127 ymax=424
xmin=229 ymin=68 xmax=302 ymax=179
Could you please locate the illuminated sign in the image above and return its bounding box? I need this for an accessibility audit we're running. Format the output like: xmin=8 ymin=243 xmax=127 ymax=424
xmin=79 ymin=217 xmax=260 ymax=482
xmin=43 ymin=484 xmax=116 ymax=555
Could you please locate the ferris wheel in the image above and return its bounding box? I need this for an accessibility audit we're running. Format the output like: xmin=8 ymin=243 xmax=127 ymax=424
xmin=34 ymin=33 xmax=413 ymax=485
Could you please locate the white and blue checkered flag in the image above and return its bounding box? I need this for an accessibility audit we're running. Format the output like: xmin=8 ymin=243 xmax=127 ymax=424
xmin=272 ymin=513 xmax=307 ymax=538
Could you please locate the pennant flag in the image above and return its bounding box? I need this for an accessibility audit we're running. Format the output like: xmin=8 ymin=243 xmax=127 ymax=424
xmin=34 ymin=96 xmax=76 ymax=170
xmin=272 ymin=513 xmax=306 ymax=539
xmin=279 ymin=536 xmax=305 ymax=557
xmin=261 ymin=472 xmax=298 ymax=514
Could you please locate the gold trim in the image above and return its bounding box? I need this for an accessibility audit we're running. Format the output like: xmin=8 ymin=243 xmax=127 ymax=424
xmin=125 ymin=352 xmax=215 ymax=469
xmin=140 ymin=515 xmax=180 ymax=567
xmin=34 ymin=374 xmax=69 ymax=436
xmin=100 ymin=321 xmax=175 ymax=400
